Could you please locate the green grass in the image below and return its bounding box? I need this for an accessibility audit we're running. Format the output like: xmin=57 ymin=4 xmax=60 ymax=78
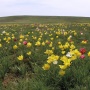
xmin=0 ymin=16 xmax=90 ymax=90
xmin=0 ymin=16 xmax=90 ymax=24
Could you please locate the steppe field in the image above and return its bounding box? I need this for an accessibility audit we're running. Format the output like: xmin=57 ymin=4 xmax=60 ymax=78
xmin=0 ymin=16 xmax=90 ymax=90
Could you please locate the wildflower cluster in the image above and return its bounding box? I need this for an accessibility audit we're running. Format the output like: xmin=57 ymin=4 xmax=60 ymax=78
xmin=0 ymin=23 xmax=90 ymax=77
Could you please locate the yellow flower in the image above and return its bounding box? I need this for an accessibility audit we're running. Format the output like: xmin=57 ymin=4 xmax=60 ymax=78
xmin=88 ymin=52 xmax=90 ymax=57
xmin=47 ymin=54 xmax=59 ymax=64
xmin=20 ymin=35 xmax=24 ymax=39
xmin=3 ymin=37 xmax=6 ymax=40
xmin=27 ymin=42 xmax=32 ymax=47
xmin=56 ymin=36 xmax=58 ymax=38
xmin=7 ymin=37 xmax=11 ymax=41
xmin=27 ymin=51 xmax=31 ymax=55
xmin=74 ymin=32 xmax=77 ymax=36
xmin=50 ymin=38 xmax=54 ymax=40
xmin=60 ymin=56 xmax=68 ymax=62
xmin=42 ymin=42 xmax=45 ymax=46
xmin=74 ymin=49 xmax=81 ymax=57
xmin=25 ymin=38 xmax=28 ymax=40
xmin=56 ymin=31 xmax=60 ymax=35
xmin=49 ymin=43 xmax=52 ymax=47
xmin=33 ymin=36 xmax=37 ymax=40
xmin=81 ymin=40 xmax=87 ymax=44
xmin=6 ymin=33 xmax=9 ymax=36
xmin=28 ymin=32 xmax=30 ymax=34
xmin=67 ymin=37 xmax=71 ymax=41
xmin=59 ymin=45 xmax=63 ymax=49
xmin=12 ymin=36 xmax=15 ymax=39
xmin=58 ymin=42 xmax=61 ymax=45
xmin=17 ymin=55 xmax=23 ymax=60
xmin=38 ymin=38 xmax=41 ymax=41
xmin=6 ymin=40 xmax=10 ymax=43
xmin=52 ymin=47 xmax=54 ymax=50
xmin=64 ymin=44 xmax=69 ymax=49
xmin=20 ymin=39 xmax=23 ymax=42
xmin=42 ymin=64 xmax=50 ymax=70
xmin=35 ymin=41 xmax=41 ymax=46
xmin=0 ymin=44 xmax=2 ymax=47
xmin=13 ymin=45 xmax=18 ymax=49
xmin=70 ymin=44 xmax=75 ymax=49
xmin=64 ymin=59 xmax=71 ymax=67
xmin=59 ymin=65 xmax=67 ymax=70
xmin=59 ymin=70 xmax=65 ymax=76
xmin=44 ymin=49 xmax=53 ymax=55
xmin=45 ymin=40 xmax=49 ymax=43
xmin=61 ymin=51 xmax=65 ymax=54
xmin=18 ymin=42 xmax=21 ymax=45
xmin=64 ymin=32 xmax=67 ymax=36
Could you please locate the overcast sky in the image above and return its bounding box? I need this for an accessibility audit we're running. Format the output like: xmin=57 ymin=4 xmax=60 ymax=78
xmin=0 ymin=0 xmax=90 ymax=17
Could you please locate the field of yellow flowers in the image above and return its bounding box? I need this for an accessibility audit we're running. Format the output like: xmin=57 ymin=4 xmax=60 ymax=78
xmin=0 ymin=23 xmax=90 ymax=90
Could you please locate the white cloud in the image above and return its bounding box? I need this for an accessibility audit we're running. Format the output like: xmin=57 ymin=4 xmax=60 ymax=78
xmin=0 ymin=0 xmax=90 ymax=17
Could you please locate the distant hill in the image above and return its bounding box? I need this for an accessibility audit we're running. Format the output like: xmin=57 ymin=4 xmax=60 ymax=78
xmin=0 ymin=16 xmax=90 ymax=24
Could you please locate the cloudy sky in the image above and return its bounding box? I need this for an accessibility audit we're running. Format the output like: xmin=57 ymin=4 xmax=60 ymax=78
xmin=0 ymin=0 xmax=90 ymax=17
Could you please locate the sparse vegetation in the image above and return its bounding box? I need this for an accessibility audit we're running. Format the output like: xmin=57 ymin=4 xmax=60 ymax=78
xmin=0 ymin=16 xmax=90 ymax=23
